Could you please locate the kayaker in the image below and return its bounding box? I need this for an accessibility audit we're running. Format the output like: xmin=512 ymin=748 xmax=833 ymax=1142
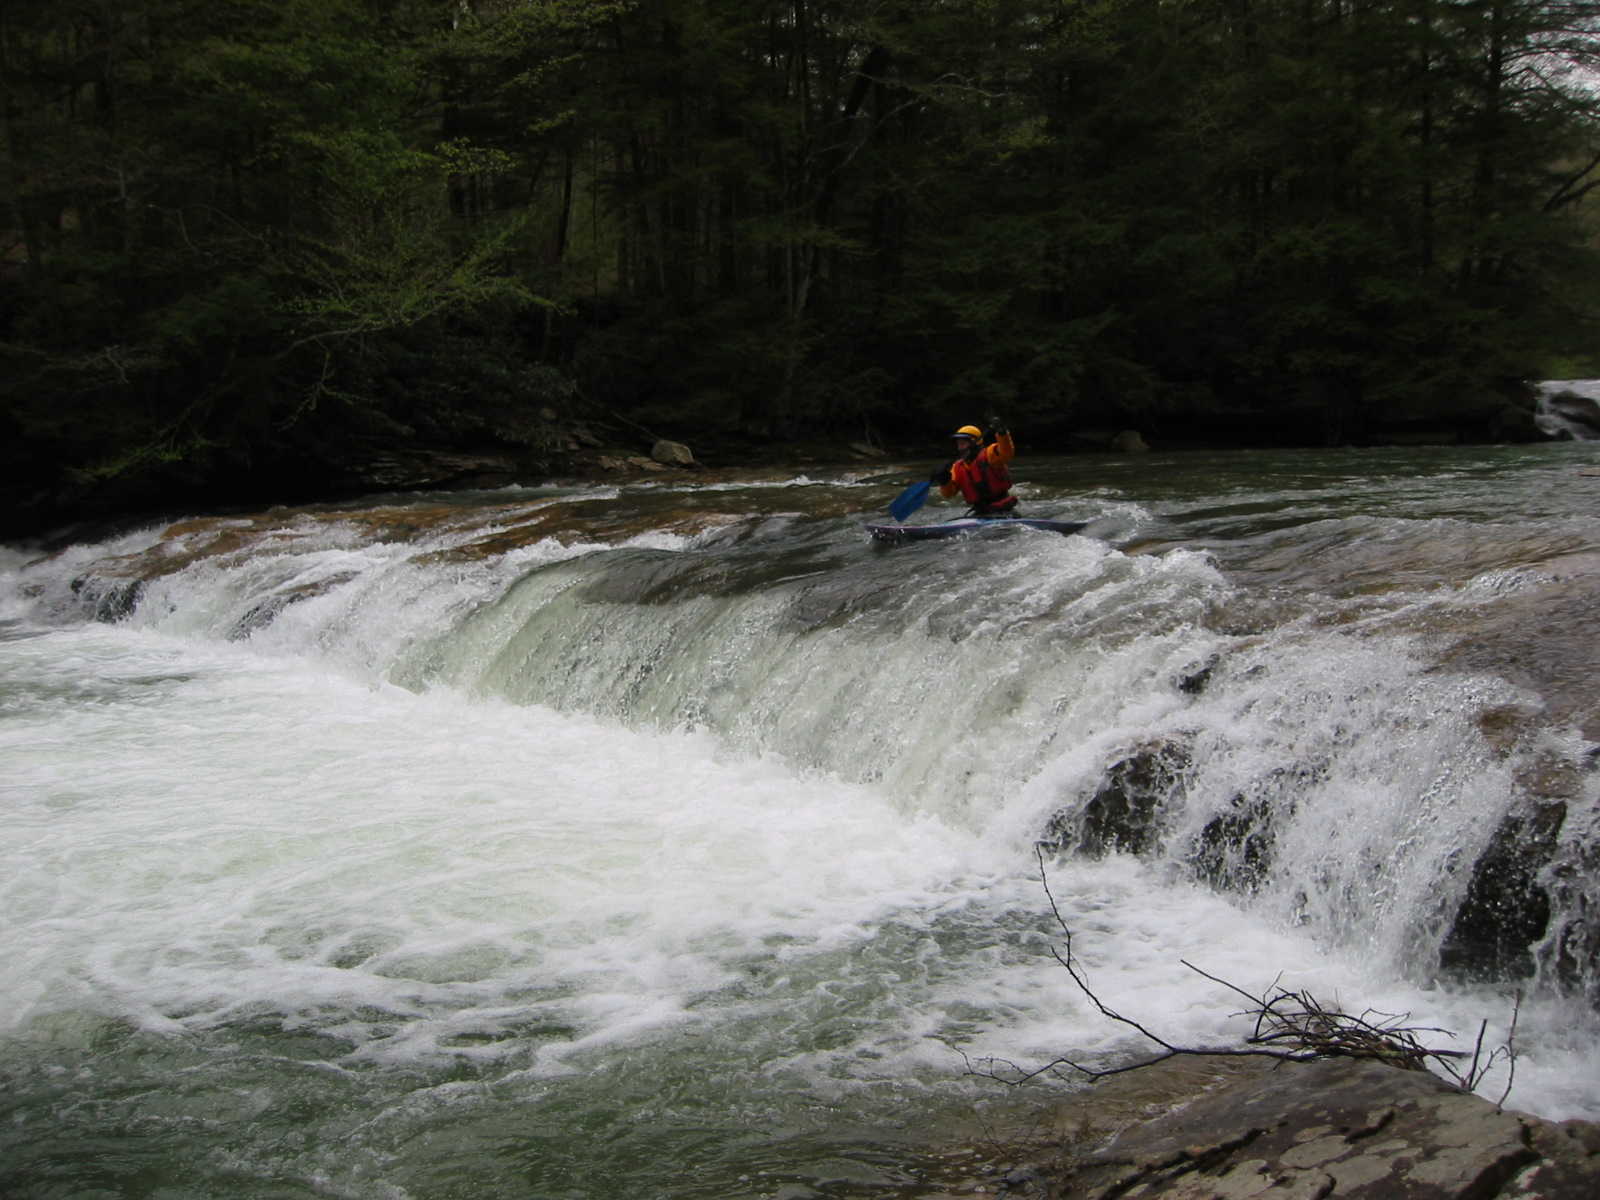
xmin=930 ymin=417 xmax=1019 ymax=517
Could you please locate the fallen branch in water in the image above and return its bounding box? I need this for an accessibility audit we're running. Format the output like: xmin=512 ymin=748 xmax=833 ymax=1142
xmin=964 ymin=847 xmax=1518 ymax=1101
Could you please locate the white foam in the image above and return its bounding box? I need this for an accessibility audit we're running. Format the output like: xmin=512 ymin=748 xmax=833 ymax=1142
xmin=2 ymin=621 xmax=1594 ymax=1119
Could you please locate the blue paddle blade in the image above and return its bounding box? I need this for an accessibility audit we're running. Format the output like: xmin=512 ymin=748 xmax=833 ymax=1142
xmin=888 ymin=480 xmax=931 ymax=522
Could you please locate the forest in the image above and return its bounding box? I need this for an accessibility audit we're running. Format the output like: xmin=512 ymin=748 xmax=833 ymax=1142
xmin=6 ymin=0 xmax=1600 ymax=534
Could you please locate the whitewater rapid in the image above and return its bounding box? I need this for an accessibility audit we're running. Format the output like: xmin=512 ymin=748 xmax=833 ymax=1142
xmin=4 ymin=446 xmax=1600 ymax=1198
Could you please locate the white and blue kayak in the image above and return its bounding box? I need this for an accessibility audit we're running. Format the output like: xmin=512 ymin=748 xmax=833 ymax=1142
xmin=864 ymin=517 xmax=1090 ymax=544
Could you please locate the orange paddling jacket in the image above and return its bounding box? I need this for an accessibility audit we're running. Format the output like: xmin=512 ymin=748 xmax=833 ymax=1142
xmin=940 ymin=431 xmax=1018 ymax=515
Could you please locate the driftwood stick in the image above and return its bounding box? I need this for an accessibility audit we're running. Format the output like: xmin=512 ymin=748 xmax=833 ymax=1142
xmin=968 ymin=850 xmax=1518 ymax=1096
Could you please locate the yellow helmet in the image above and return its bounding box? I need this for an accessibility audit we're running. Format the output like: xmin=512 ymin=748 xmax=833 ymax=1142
xmin=953 ymin=424 xmax=983 ymax=439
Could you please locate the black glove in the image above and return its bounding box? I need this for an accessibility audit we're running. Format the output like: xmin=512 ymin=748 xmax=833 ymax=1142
xmin=929 ymin=465 xmax=951 ymax=485
xmin=987 ymin=414 xmax=1008 ymax=437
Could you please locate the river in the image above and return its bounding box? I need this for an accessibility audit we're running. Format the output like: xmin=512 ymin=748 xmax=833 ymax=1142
xmin=3 ymin=441 xmax=1599 ymax=1198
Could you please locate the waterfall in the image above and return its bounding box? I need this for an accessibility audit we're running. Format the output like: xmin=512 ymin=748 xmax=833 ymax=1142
xmin=1536 ymin=380 xmax=1600 ymax=440
xmin=11 ymin=485 xmax=1595 ymax=1005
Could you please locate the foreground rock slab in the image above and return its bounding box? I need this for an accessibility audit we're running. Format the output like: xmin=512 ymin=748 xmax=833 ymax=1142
xmin=1042 ymin=1058 xmax=1600 ymax=1199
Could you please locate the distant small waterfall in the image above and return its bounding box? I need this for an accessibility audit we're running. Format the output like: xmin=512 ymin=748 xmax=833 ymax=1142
xmin=1535 ymin=380 xmax=1600 ymax=440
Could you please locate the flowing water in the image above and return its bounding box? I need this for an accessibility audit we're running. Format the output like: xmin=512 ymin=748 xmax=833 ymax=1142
xmin=4 ymin=441 xmax=1600 ymax=1199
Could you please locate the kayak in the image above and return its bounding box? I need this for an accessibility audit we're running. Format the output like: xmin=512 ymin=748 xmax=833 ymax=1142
xmin=864 ymin=517 xmax=1090 ymax=544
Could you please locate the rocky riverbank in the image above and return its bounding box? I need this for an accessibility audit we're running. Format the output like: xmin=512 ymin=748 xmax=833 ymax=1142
xmin=895 ymin=1057 xmax=1600 ymax=1199
xmin=1016 ymin=1056 xmax=1600 ymax=1199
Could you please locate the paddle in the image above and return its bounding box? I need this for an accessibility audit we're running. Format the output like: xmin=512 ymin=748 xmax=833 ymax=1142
xmin=888 ymin=480 xmax=932 ymax=522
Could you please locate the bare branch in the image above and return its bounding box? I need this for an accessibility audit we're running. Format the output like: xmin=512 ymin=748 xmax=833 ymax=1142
xmin=970 ymin=851 xmax=1521 ymax=1099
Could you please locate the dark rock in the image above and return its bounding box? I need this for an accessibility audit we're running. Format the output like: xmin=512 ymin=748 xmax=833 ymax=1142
xmin=1438 ymin=799 xmax=1564 ymax=981
xmin=69 ymin=572 xmax=145 ymax=621
xmin=1189 ymin=793 xmax=1282 ymax=896
xmin=1044 ymin=740 xmax=1312 ymax=896
xmin=1177 ymin=657 xmax=1218 ymax=696
xmin=1046 ymin=739 xmax=1193 ymax=857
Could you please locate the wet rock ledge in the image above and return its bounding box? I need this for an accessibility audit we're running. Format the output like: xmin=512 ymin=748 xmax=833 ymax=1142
xmin=1018 ymin=1057 xmax=1600 ymax=1199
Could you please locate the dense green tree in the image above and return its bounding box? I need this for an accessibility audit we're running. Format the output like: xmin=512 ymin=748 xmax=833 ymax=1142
xmin=4 ymin=0 xmax=1600 ymax=533
xmin=1 ymin=0 xmax=539 ymax=519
